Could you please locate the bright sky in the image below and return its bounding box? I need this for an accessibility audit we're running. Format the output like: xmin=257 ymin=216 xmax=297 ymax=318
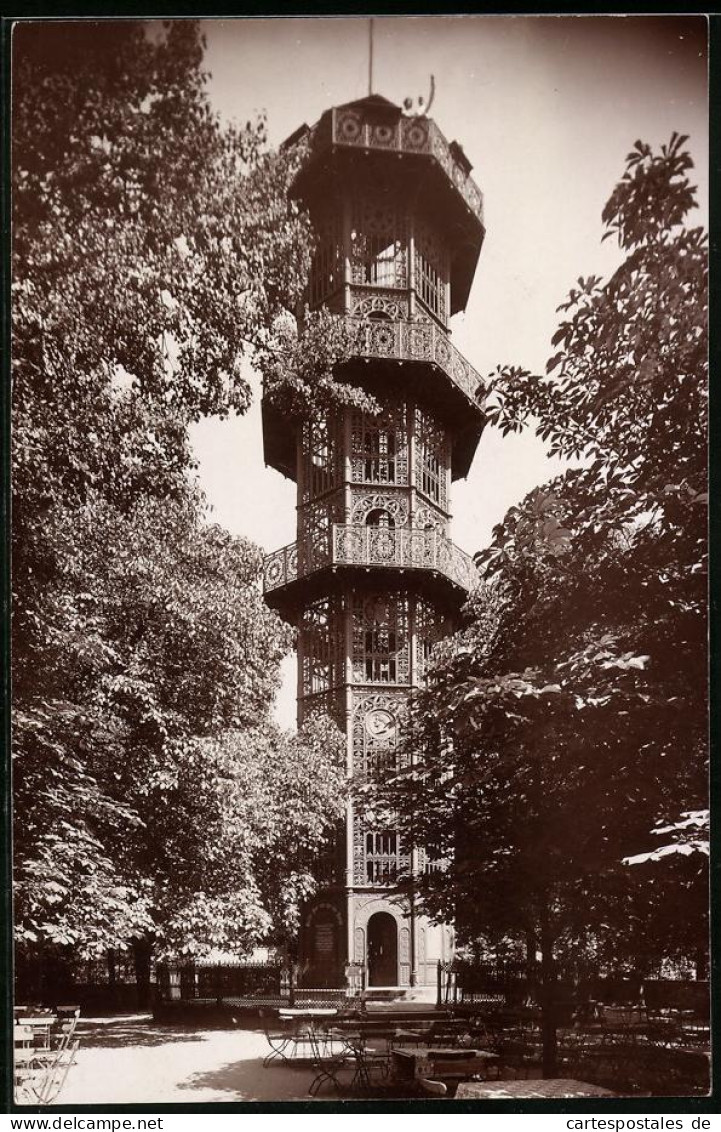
xmin=187 ymin=14 xmax=708 ymax=729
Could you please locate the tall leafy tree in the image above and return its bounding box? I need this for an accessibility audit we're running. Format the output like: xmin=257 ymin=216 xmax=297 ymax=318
xmin=376 ymin=135 xmax=707 ymax=1073
xmin=12 ymin=19 xmax=346 ymax=993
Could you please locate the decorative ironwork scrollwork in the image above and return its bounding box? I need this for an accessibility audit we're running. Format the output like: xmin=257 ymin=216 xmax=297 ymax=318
xmin=350 ymin=292 xmax=407 ymax=321
xmin=350 ymin=490 xmax=410 ymax=527
xmin=350 ymin=400 xmax=409 ymax=486
xmin=345 ymin=317 xmax=485 ymax=407
xmin=264 ymin=525 xmax=476 ymax=594
xmin=327 ymin=106 xmax=484 ymax=225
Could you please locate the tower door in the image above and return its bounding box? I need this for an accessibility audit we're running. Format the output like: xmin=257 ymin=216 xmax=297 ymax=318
xmin=367 ymin=912 xmax=398 ymax=987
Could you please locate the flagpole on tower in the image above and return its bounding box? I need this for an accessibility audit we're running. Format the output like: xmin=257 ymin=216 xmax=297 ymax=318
xmin=368 ymin=17 xmax=374 ymax=96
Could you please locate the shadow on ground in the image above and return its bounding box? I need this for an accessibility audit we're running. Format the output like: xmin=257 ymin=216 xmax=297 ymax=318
xmin=77 ymin=1021 xmax=206 ymax=1049
xmin=176 ymin=1055 xmax=323 ymax=1103
xmin=177 ymin=1057 xmax=418 ymax=1103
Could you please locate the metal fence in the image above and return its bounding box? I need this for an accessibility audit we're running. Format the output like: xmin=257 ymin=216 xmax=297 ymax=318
xmin=157 ymin=960 xmax=286 ymax=1006
xmin=437 ymin=961 xmax=710 ymax=1018
xmin=437 ymin=959 xmax=529 ymax=1007
xmin=156 ymin=961 xmax=360 ymax=1009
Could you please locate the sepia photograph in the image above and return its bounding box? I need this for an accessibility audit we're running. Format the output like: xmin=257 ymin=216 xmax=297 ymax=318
xmin=9 ymin=13 xmax=710 ymax=1109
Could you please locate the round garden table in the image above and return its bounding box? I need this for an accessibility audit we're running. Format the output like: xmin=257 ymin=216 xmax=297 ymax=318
xmin=455 ymin=1078 xmax=616 ymax=1099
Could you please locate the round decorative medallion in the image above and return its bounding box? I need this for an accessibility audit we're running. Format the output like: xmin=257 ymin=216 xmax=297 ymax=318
xmin=404 ymin=120 xmax=429 ymax=150
xmin=338 ymin=112 xmax=362 ymax=142
xmin=265 ymin=557 xmax=283 ymax=586
xmin=373 ymin=530 xmax=396 ymax=560
xmin=371 ymin=324 xmax=396 ymax=353
xmin=372 ymin=122 xmax=395 ymax=146
xmin=365 ymin=707 xmax=396 ymax=741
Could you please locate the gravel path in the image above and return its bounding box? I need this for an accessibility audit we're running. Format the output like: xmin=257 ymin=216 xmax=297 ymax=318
xmin=58 ymin=1016 xmax=351 ymax=1105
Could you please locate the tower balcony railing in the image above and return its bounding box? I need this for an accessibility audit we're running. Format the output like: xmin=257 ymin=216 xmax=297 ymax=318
xmin=325 ymin=106 xmax=484 ymax=224
xmin=347 ymin=317 xmax=485 ymax=407
xmin=263 ymin=524 xmax=478 ymax=595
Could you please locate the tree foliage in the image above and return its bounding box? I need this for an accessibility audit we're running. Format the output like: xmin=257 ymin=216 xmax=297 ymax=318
xmin=260 ymin=306 xmax=379 ymax=421
xmin=12 ymin=20 xmax=346 ymax=969
xmin=376 ymin=135 xmax=707 ymax=1002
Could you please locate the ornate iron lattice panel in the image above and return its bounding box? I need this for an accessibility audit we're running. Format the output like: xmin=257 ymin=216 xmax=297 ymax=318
xmin=352 ymin=817 xmax=411 ymax=886
xmin=352 ymin=593 xmax=411 ymax=685
xmin=263 ymin=542 xmax=298 ymax=592
xmin=347 ymin=318 xmax=485 ymax=407
xmin=264 ymin=527 xmax=476 ymax=594
xmin=351 ymin=688 xmax=408 ymax=781
xmin=298 ymin=494 xmax=343 ymax=573
xmin=301 ymin=413 xmax=343 ymax=504
xmin=300 ymin=594 xmax=346 ymax=696
xmin=298 ymin=688 xmax=345 ymax=730
xmin=350 ymin=291 xmax=409 ymax=321
xmin=415 ymin=502 xmax=449 ymax=534
xmin=414 ymin=406 xmax=450 ymax=511
xmin=414 ymin=597 xmax=450 ymax=683
xmin=327 ymin=107 xmax=484 ymax=224
xmin=350 ymin=401 xmax=409 ymax=486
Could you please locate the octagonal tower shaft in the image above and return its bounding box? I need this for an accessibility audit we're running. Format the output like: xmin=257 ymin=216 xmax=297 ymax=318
xmin=262 ymin=95 xmax=486 ymax=991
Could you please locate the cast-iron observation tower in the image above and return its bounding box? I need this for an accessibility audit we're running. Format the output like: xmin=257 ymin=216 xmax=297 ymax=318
xmin=262 ymin=95 xmax=486 ymax=993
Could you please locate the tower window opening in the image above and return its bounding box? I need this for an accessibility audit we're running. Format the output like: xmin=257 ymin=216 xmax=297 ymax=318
xmin=422 ymin=449 xmax=441 ymax=503
xmin=351 ymin=405 xmax=408 ymax=486
xmin=364 ymin=237 xmax=401 ymax=287
xmin=422 ymin=844 xmax=449 ymax=875
xmin=364 ymin=426 xmax=396 ymax=483
xmin=367 ymin=747 xmax=397 ymax=779
xmin=365 ymin=622 xmax=397 ymax=683
xmin=414 ymin=217 xmax=448 ymax=323
xmin=365 ymin=831 xmax=401 ymax=883
xmin=415 ymin=408 xmax=448 ymax=510
xmin=351 ymin=198 xmax=408 ymax=290
xmin=354 ymin=594 xmax=410 ymax=685
xmin=365 ymin=508 xmax=394 ymax=529
xmin=301 ymin=596 xmax=343 ymax=695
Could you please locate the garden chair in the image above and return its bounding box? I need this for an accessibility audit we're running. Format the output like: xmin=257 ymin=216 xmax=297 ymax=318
xmin=348 ymin=1036 xmax=390 ymax=1093
xmin=14 ymin=1010 xmax=80 ymax=1105
xmin=307 ymin=1027 xmax=350 ymax=1097
xmin=260 ymin=1009 xmax=299 ymax=1067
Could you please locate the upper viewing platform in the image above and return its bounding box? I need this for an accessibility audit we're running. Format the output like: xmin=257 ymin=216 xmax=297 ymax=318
xmin=286 ymin=95 xmax=484 ymax=225
xmin=283 ymin=95 xmax=486 ymax=316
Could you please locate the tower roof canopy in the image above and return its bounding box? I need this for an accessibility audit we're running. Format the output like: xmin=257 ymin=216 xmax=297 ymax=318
xmin=341 ymin=93 xmax=400 ymax=112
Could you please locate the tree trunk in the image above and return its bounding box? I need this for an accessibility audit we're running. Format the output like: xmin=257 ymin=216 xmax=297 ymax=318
xmin=695 ymin=946 xmax=708 ymax=981
xmin=43 ymin=948 xmax=62 ymax=1007
xmin=539 ymin=915 xmax=557 ymax=1078
xmin=107 ymin=948 xmax=118 ymax=1009
xmin=525 ymin=931 xmax=538 ymax=1004
xmin=132 ymin=937 xmax=153 ymax=1011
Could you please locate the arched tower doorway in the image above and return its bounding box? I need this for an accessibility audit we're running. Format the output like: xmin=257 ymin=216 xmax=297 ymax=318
xmin=367 ymin=911 xmax=398 ymax=986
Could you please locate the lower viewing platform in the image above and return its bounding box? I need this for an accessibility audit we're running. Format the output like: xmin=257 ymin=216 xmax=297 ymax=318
xmin=263 ymin=524 xmax=477 ymax=601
